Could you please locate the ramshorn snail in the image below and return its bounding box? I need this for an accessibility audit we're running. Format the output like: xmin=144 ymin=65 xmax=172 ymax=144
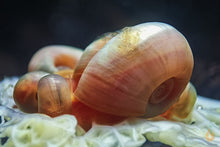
xmin=13 ymin=22 xmax=195 ymax=130
xmin=28 ymin=45 xmax=83 ymax=73
xmin=13 ymin=71 xmax=49 ymax=113
xmin=73 ymin=22 xmax=194 ymax=117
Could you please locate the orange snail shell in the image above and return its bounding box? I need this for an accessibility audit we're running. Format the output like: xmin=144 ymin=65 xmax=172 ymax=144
xmin=28 ymin=45 xmax=83 ymax=73
xmin=13 ymin=71 xmax=49 ymax=113
xmin=73 ymin=32 xmax=118 ymax=85
xmin=73 ymin=22 xmax=194 ymax=117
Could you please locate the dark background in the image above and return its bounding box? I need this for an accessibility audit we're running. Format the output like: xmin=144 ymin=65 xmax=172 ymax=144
xmin=0 ymin=0 xmax=220 ymax=99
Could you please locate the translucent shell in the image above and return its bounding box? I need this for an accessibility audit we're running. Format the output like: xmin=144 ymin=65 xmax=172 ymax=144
xmin=13 ymin=71 xmax=49 ymax=113
xmin=73 ymin=22 xmax=194 ymax=117
xmin=37 ymin=74 xmax=72 ymax=117
xmin=28 ymin=45 xmax=83 ymax=73
xmin=161 ymin=82 xmax=197 ymax=122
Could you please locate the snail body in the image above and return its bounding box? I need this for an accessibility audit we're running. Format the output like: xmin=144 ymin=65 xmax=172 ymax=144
xmin=13 ymin=22 xmax=194 ymax=130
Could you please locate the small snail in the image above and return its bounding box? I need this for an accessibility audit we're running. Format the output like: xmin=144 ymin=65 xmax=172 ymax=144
xmin=13 ymin=22 xmax=194 ymax=130
xmin=37 ymin=74 xmax=73 ymax=117
xmin=28 ymin=45 xmax=83 ymax=73
xmin=13 ymin=71 xmax=49 ymax=113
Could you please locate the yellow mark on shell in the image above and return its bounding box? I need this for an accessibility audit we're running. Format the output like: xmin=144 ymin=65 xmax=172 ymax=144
xmin=117 ymin=27 xmax=140 ymax=56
